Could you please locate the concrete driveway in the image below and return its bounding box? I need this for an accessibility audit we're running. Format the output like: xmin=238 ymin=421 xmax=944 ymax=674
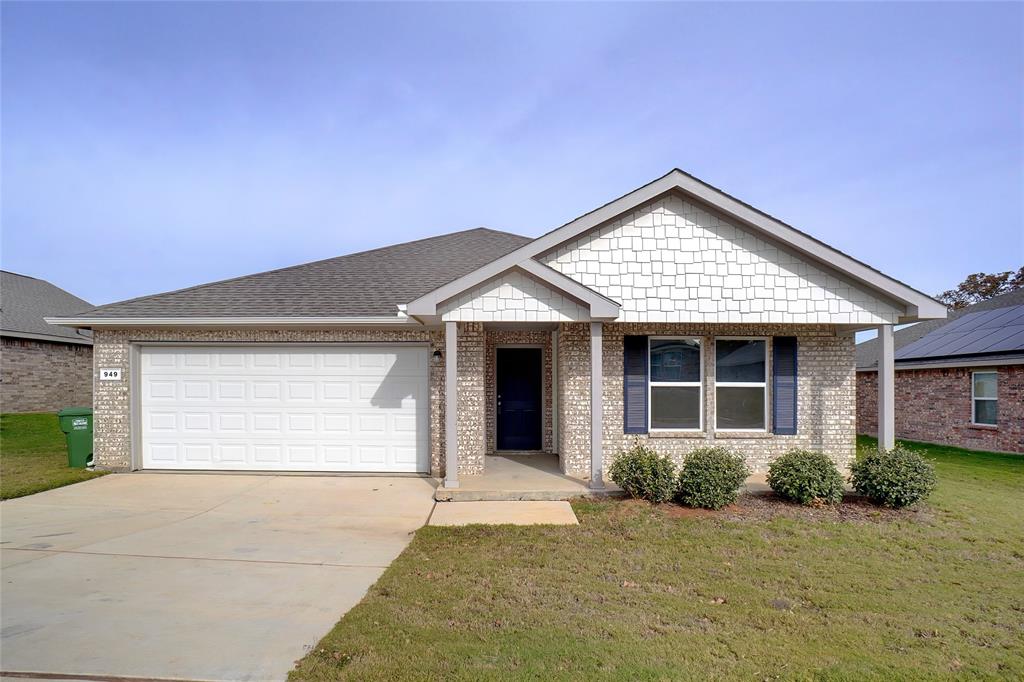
xmin=1 ymin=473 xmax=436 ymax=681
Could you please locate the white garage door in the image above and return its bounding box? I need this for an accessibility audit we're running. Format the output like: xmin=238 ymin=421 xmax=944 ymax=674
xmin=139 ymin=345 xmax=429 ymax=472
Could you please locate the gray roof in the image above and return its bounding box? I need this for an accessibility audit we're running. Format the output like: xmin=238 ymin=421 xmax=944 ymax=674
xmin=1 ymin=271 xmax=93 ymax=344
xmin=71 ymin=228 xmax=532 ymax=319
xmin=896 ymin=304 xmax=1024 ymax=360
xmin=856 ymin=288 xmax=1024 ymax=369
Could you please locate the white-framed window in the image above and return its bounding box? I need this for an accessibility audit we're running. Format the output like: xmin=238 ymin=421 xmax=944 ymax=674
xmin=972 ymin=371 xmax=998 ymax=426
xmin=648 ymin=337 xmax=702 ymax=431
xmin=715 ymin=337 xmax=768 ymax=431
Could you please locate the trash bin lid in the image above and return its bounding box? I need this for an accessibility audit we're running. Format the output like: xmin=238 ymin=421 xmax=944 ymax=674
xmin=57 ymin=407 xmax=93 ymax=417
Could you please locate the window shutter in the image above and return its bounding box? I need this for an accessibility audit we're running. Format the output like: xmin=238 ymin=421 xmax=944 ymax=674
xmin=623 ymin=335 xmax=648 ymax=434
xmin=772 ymin=336 xmax=798 ymax=435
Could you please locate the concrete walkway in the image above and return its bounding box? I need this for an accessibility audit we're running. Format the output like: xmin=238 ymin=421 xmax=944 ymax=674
xmin=430 ymin=500 xmax=578 ymax=526
xmin=0 ymin=474 xmax=436 ymax=682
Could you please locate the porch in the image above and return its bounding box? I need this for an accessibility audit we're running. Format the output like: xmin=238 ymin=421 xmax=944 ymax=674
xmin=435 ymin=453 xmax=618 ymax=501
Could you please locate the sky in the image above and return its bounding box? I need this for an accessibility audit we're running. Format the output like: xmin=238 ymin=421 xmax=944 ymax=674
xmin=2 ymin=1 xmax=1022 ymax=310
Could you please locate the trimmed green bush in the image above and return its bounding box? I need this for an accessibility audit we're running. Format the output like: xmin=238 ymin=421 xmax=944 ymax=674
xmin=766 ymin=449 xmax=844 ymax=505
xmin=609 ymin=441 xmax=677 ymax=503
xmin=676 ymin=447 xmax=749 ymax=510
xmin=850 ymin=445 xmax=936 ymax=508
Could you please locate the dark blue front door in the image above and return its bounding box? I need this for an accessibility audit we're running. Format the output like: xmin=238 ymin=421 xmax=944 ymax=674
xmin=496 ymin=348 xmax=542 ymax=451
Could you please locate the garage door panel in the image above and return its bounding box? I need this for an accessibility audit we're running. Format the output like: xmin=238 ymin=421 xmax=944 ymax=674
xmin=140 ymin=346 xmax=429 ymax=472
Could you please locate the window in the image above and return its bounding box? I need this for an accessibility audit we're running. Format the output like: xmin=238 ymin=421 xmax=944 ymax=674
xmin=716 ymin=338 xmax=767 ymax=430
xmin=649 ymin=338 xmax=702 ymax=430
xmin=972 ymin=371 xmax=998 ymax=425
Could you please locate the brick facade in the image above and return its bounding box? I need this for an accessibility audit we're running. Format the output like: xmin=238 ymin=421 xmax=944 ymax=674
xmin=1 ymin=337 xmax=93 ymax=413
xmin=90 ymin=322 xmax=858 ymax=479
xmin=90 ymin=328 xmax=447 ymax=474
xmin=857 ymin=366 xmax=1024 ymax=454
xmin=558 ymin=323 xmax=857 ymax=479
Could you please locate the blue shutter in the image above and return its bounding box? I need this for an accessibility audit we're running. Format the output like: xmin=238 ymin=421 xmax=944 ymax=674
xmin=623 ymin=335 xmax=648 ymax=434
xmin=772 ymin=336 xmax=798 ymax=435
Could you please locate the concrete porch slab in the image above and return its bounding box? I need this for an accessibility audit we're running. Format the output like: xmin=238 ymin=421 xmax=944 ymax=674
xmin=429 ymin=501 xmax=578 ymax=526
xmin=434 ymin=453 xmax=622 ymax=502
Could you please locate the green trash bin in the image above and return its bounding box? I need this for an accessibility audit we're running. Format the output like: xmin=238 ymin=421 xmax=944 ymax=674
xmin=58 ymin=407 xmax=93 ymax=468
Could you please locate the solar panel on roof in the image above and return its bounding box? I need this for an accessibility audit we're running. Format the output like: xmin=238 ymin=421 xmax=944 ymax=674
xmin=895 ymin=303 xmax=1024 ymax=360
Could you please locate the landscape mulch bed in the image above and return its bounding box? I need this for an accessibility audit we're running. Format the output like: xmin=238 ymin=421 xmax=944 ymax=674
xmin=613 ymin=492 xmax=932 ymax=523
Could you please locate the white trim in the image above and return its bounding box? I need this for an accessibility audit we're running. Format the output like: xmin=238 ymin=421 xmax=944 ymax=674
xmin=405 ymin=169 xmax=946 ymax=322
xmin=714 ymin=337 xmax=769 ymax=433
xmin=971 ymin=370 xmax=998 ymax=426
xmin=45 ymin=316 xmax=423 ymax=328
xmin=648 ymin=336 xmax=703 ymax=432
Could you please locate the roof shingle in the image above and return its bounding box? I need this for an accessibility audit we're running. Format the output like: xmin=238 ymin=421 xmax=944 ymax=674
xmin=72 ymin=228 xmax=532 ymax=319
xmin=1 ymin=271 xmax=94 ymax=343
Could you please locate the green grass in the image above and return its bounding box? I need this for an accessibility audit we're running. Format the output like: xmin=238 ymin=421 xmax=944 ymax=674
xmin=1 ymin=413 xmax=107 ymax=499
xmin=292 ymin=438 xmax=1024 ymax=681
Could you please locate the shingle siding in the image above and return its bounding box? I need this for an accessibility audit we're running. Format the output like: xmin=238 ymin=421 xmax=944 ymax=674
xmin=542 ymin=194 xmax=902 ymax=325
xmin=440 ymin=269 xmax=590 ymax=322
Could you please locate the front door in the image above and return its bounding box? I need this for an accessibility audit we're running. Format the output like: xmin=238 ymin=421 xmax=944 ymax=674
xmin=496 ymin=348 xmax=543 ymax=451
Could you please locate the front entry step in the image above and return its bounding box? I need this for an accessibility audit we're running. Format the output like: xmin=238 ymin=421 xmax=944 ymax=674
xmin=434 ymin=486 xmax=620 ymax=502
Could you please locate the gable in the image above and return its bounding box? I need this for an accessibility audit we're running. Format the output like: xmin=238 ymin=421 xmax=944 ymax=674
xmin=541 ymin=194 xmax=904 ymax=324
xmin=439 ymin=268 xmax=591 ymax=322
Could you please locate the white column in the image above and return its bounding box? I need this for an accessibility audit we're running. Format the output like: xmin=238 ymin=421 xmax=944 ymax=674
xmin=590 ymin=321 xmax=604 ymax=489
xmin=877 ymin=324 xmax=895 ymax=452
xmin=444 ymin=321 xmax=459 ymax=488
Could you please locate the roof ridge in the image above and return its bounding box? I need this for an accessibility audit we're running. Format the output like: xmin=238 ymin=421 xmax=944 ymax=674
xmin=79 ymin=227 xmax=529 ymax=315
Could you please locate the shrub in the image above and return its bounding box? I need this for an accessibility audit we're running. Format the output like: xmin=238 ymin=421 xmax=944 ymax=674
xmin=766 ymin=449 xmax=844 ymax=505
xmin=850 ymin=445 xmax=936 ymax=508
xmin=676 ymin=447 xmax=749 ymax=510
xmin=609 ymin=441 xmax=677 ymax=503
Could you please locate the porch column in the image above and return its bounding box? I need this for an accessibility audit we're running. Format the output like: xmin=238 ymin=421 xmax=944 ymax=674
xmin=444 ymin=321 xmax=459 ymax=488
xmin=877 ymin=323 xmax=895 ymax=452
xmin=590 ymin=321 xmax=604 ymax=489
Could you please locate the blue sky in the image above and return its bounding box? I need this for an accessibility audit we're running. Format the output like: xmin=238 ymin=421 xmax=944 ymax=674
xmin=3 ymin=1 xmax=1022 ymax=308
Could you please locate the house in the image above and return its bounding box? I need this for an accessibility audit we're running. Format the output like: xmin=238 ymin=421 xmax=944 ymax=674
xmin=48 ymin=169 xmax=946 ymax=490
xmin=2 ymin=271 xmax=94 ymax=413
xmin=856 ymin=290 xmax=1024 ymax=453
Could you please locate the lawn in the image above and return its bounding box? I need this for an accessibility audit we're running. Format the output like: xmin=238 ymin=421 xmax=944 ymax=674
xmin=292 ymin=438 xmax=1024 ymax=681
xmin=1 ymin=413 xmax=107 ymax=499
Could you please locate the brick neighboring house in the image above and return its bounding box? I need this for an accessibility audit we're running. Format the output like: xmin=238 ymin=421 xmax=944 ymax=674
xmin=1 ymin=271 xmax=94 ymax=413
xmin=48 ymin=169 xmax=947 ymax=490
xmin=856 ymin=289 xmax=1024 ymax=454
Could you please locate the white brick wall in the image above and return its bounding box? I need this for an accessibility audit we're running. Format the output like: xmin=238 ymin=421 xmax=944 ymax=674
xmin=557 ymin=322 xmax=857 ymax=480
xmin=440 ymin=269 xmax=590 ymax=322
xmin=542 ymin=194 xmax=903 ymax=324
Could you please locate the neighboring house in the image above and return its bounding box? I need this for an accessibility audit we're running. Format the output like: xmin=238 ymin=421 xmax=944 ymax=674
xmin=1 ymin=271 xmax=94 ymax=413
xmin=48 ymin=169 xmax=945 ymax=487
xmin=857 ymin=290 xmax=1024 ymax=453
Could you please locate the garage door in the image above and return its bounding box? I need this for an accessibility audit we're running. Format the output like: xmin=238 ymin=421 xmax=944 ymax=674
xmin=139 ymin=345 xmax=429 ymax=472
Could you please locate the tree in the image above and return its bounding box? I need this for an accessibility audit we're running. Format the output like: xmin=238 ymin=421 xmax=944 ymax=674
xmin=936 ymin=267 xmax=1024 ymax=310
